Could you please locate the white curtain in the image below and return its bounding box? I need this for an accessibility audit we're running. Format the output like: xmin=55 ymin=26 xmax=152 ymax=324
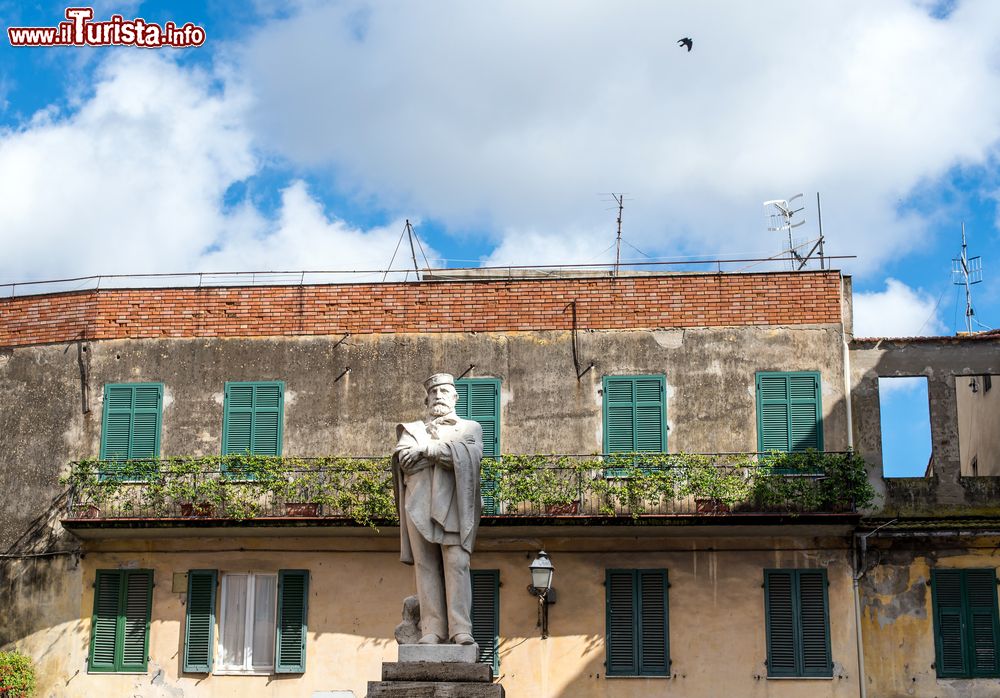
xmin=252 ymin=575 xmax=277 ymax=668
xmin=220 ymin=575 xmax=247 ymax=668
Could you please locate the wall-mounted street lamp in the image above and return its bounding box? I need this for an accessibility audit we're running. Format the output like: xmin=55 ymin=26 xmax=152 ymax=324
xmin=528 ymin=550 xmax=556 ymax=639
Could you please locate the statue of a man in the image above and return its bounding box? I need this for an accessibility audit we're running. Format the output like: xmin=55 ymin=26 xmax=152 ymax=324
xmin=392 ymin=373 xmax=483 ymax=645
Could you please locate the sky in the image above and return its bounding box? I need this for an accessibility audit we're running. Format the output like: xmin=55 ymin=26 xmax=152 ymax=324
xmin=1 ymin=1 xmax=998 ymax=473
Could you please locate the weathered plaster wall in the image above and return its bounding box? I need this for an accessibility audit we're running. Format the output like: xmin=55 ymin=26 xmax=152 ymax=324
xmin=29 ymin=531 xmax=859 ymax=698
xmin=956 ymin=375 xmax=1000 ymax=475
xmin=859 ymin=537 xmax=1000 ymax=698
xmin=0 ymin=326 xmax=849 ymax=551
xmin=848 ymin=337 xmax=1000 ymax=511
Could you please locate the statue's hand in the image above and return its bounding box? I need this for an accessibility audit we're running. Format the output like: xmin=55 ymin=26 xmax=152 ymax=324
xmin=399 ymin=446 xmax=429 ymax=474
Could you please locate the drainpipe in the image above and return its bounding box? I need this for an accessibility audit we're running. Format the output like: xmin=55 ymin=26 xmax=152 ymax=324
xmin=852 ymin=520 xmax=896 ymax=698
xmin=852 ymin=533 xmax=867 ymax=698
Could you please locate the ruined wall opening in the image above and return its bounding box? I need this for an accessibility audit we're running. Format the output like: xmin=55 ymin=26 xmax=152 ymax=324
xmin=957 ymin=373 xmax=1000 ymax=476
xmin=879 ymin=376 xmax=932 ymax=477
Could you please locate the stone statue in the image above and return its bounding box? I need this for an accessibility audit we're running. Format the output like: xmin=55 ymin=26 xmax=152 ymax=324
xmin=392 ymin=373 xmax=483 ymax=646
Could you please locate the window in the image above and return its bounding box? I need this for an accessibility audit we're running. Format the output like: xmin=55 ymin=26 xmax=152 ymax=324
xmin=100 ymin=383 xmax=163 ymax=478
xmin=456 ymin=378 xmax=501 ymax=515
xmin=603 ymin=376 xmax=666 ymax=475
xmin=763 ymin=569 xmax=832 ymax=677
xmin=605 ymin=569 xmax=670 ymax=676
xmin=88 ymin=569 xmax=153 ymax=673
xmin=222 ymin=381 xmax=284 ymax=459
xmin=931 ymin=568 xmax=1000 ymax=678
xmin=215 ymin=570 xmax=308 ymax=674
xmin=756 ymin=372 xmax=823 ymax=452
xmin=471 ymin=569 xmax=500 ymax=673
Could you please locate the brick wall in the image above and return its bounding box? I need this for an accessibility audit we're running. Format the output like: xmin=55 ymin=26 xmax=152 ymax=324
xmin=0 ymin=271 xmax=843 ymax=348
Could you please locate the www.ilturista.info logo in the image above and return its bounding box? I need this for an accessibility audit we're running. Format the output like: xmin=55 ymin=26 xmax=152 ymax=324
xmin=8 ymin=8 xmax=206 ymax=48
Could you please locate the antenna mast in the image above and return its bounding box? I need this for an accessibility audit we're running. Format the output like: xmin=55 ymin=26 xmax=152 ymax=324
xmin=612 ymin=194 xmax=624 ymax=277
xmin=952 ymin=223 xmax=983 ymax=334
xmin=764 ymin=194 xmax=806 ymax=270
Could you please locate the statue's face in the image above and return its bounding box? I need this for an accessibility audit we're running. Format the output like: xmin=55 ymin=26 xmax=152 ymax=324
xmin=426 ymin=383 xmax=458 ymax=417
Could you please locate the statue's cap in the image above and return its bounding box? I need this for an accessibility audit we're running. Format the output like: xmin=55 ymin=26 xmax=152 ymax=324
xmin=423 ymin=373 xmax=455 ymax=392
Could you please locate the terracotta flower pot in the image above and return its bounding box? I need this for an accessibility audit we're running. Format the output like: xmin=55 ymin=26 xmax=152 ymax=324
xmin=695 ymin=498 xmax=731 ymax=514
xmin=285 ymin=502 xmax=319 ymax=517
xmin=180 ymin=502 xmax=213 ymax=517
xmin=544 ymin=501 xmax=580 ymax=515
xmin=72 ymin=504 xmax=100 ymax=519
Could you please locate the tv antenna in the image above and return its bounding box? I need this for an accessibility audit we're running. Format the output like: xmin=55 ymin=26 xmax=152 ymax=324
xmin=384 ymin=219 xmax=431 ymax=282
xmin=764 ymin=193 xmax=827 ymax=270
xmin=612 ymin=193 xmax=625 ymax=277
xmin=952 ymin=223 xmax=983 ymax=334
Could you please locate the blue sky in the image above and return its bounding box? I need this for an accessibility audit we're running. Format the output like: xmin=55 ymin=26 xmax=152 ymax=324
xmin=1 ymin=1 xmax=998 ymax=472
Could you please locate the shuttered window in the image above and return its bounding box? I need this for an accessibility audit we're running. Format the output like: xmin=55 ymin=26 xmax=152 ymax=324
xmin=275 ymin=570 xmax=309 ymax=673
xmin=756 ymin=372 xmax=823 ymax=452
xmin=764 ymin=569 xmax=832 ymax=677
xmin=222 ymin=382 xmax=284 ymax=465
xmin=88 ymin=569 xmax=153 ymax=673
xmin=456 ymin=379 xmax=501 ymax=515
xmin=605 ymin=569 xmax=670 ymax=676
xmin=100 ymin=383 xmax=163 ymax=479
xmin=184 ymin=570 xmax=218 ymax=673
xmin=603 ymin=376 xmax=666 ymax=475
xmin=216 ymin=570 xmax=307 ymax=674
xmin=932 ymin=568 xmax=1000 ymax=678
xmin=471 ymin=569 xmax=500 ymax=673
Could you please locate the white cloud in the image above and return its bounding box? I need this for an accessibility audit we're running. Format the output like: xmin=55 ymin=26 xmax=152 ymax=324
xmin=0 ymin=53 xmax=425 ymax=286
xmin=235 ymin=0 xmax=1000 ymax=272
xmin=853 ymin=278 xmax=946 ymax=337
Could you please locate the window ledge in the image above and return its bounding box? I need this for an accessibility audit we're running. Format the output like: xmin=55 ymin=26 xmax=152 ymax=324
xmin=605 ymin=674 xmax=671 ymax=679
xmin=766 ymin=676 xmax=833 ymax=680
xmin=212 ymin=668 xmax=274 ymax=676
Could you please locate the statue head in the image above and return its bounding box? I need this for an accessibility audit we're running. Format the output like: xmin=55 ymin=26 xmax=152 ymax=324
xmin=423 ymin=373 xmax=458 ymax=418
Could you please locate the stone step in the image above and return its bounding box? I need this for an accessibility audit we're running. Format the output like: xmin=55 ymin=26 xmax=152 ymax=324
xmin=366 ymin=681 xmax=505 ymax=698
xmin=382 ymin=661 xmax=493 ymax=682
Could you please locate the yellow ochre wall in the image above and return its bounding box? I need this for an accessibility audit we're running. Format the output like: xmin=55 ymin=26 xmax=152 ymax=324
xmin=860 ymin=539 xmax=1000 ymax=698
xmin=35 ymin=531 xmax=864 ymax=698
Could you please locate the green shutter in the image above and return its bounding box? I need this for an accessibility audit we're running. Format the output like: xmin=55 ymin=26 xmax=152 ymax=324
xmin=88 ymin=570 xmax=153 ymax=673
xmin=275 ymin=569 xmax=309 ymax=673
xmin=757 ymin=372 xmax=823 ymax=453
xmin=798 ymin=570 xmax=832 ymax=676
xmin=764 ymin=569 xmax=831 ymax=678
xmin=932 ymin=569 xmax=1000 ymax=678
xmin=457 ymin=378 xmax=501 ymax=515
xmin=89 ymin=571 xmax=122 ymax=671
xmin=933 ymin=569 xmax=967 ymax=677
xmin=184 ymin=570 xmax=217 ymax=673
xmin=606 ymin=569 xmax=669 ymax=676
xmin=966 ymin=570 xmax=1000 ymax=676
xmin=603 ymin=376 xmax=666 ymax=475
xmin=100 ymin=384 xmax=162 ymax=479
xmin=606 ymin=569 xmax=637 ymax=675
xmin=223 ymin=382 xmax=284 ymax=474
xmin=471 ymin=570 xmax=500 ymax=673
xmin=120 ymin=570 xmax=153 ymax=672
xmin=637 ymin=570 xmax=669 ymax=675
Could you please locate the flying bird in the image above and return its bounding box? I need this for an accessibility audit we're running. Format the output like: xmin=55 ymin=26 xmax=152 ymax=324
xmin=677 ymin=37 xmax=693 ymax=52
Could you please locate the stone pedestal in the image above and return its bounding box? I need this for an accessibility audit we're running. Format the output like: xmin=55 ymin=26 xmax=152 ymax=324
xmin=367 ymin=646 xmax=504 ymax=698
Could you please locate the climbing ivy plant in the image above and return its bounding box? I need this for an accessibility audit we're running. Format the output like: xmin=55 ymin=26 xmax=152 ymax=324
xmin=62 ymin=451 xmax=874 ymax=527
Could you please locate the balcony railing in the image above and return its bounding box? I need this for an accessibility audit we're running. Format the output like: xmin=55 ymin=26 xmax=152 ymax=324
xmin=62 ymin=452 xmax=873 ymax=525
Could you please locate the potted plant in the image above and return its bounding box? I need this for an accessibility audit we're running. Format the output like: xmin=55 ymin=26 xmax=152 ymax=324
xmin=281 ymin=466 xmax=321 ymax=517
xmin=0 ymin=650 xmax=37 ymax=697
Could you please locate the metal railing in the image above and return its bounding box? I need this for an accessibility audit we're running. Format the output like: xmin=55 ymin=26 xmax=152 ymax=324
xmin=62 ymin=452 xmax=862 ymax=522
xmin=4 ymin=255 xmax=854 ymax=298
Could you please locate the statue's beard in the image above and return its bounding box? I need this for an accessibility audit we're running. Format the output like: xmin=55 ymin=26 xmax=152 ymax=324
xmin=429 ymin=403 xmax=453 ymax=417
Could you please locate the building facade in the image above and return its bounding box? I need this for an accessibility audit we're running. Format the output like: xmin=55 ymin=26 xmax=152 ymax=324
xmin=0 ymin=269 xmax=997 ymax=697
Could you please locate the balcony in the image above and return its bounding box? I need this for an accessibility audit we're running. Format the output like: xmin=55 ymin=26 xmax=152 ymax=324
xmin=60 ymin=452 xmax=872 ymax=529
